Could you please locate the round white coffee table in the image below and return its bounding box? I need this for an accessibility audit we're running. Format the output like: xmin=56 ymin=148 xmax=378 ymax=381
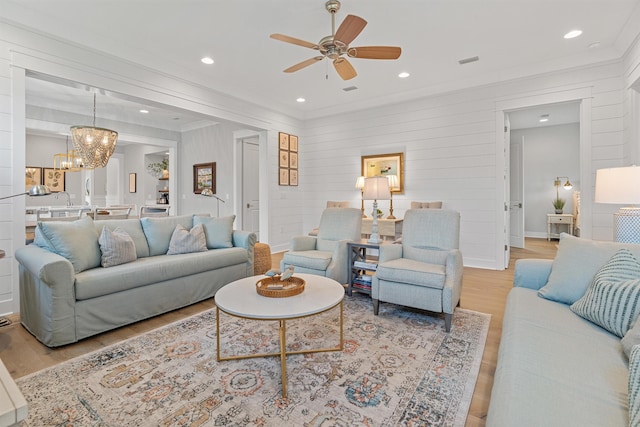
xmin=215 ymin=273 xmax=344 ymax=398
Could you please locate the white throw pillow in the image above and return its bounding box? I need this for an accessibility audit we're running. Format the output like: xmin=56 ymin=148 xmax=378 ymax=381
xmin=98 ymin=226 xmax=137 ymax=268
xmin=167 ymin=224 xmax=208 ymax=255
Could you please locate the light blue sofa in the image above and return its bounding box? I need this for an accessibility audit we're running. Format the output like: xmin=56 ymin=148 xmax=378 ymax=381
xmin=487 ymin=234 xmax=637 ymax=426
xmin=16 ymin=214 xmax=256 ymax=347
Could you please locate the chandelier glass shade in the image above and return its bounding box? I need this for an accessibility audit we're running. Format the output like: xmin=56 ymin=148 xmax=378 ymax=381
xmin=70 ymin=93 xmax=118 ymax=168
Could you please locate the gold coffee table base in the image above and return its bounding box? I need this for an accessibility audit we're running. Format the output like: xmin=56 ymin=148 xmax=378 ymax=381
xmin=215 ymin=301 xmax=343 ymax=398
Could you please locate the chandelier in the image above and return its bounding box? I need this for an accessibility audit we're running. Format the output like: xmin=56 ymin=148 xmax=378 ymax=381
xmin=70 ymin=93 xmax=118 ymax=168
xmin=53 ymin=136 xmax=91 ymax=172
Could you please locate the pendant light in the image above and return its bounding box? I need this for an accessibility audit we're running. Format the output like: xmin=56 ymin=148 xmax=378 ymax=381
xmin=70 ymin=93 xmax=118 ymax=168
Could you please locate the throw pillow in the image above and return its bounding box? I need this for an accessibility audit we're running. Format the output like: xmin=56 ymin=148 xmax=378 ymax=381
xmin=629 ymin=345 xmax=640 ymax=426
xmin=570 ymin=249 xmax=640 ymax=338
xmin=36 ymin=216 xmax=101 ymax=273
xmin=193 ymin=215 xmax=235 ymax=249
xmin=167 ymin=224 xmax=207 ymax=255
xmin=623 ymin=316 xmax=640 ymax=358
xmin=538 ymin=233 xmax=640 ymax=305
xmin=98 ymin=226 xmax=137 ymax=268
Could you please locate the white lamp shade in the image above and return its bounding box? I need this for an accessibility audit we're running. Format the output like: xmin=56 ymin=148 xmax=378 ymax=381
xmin=363 ymin=176 xmax=391 ymax=200
xmin=386 ymin=174 xmax=399 ymax=191
xmin=355 ymin=176 xmax=366 ymax=189
xmin=595 ymin=166 xmax=640 ymax=205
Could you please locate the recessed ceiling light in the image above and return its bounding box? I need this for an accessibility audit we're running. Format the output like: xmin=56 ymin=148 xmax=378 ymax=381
xmin=296 ymin=97 xmax=306 ymax=103
xmin=398 ymin=72 xmax=410 ymax=78
xmin=539 ymin=114 xmax=550 ymax=123
xmin=139 ymin=109 xmax=149 ymax=114
xmin=201 ymin=57 xmax=214 ymax=65
xmin=564 ymin=30 xmax=582 ymax=39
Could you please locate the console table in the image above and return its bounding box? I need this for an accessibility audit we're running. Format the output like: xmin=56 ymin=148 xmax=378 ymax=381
xmin=547 ymin=213 xmax=574 ymax=240
xmin=361 ymin=218 xmax=403 ymax=241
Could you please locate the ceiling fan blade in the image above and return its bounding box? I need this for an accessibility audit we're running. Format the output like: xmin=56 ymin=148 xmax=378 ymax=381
xmin=284 ymin=56 xmax=324 ymax=73
xmin=334 ymin=15 xmax=367 ymax=45
xmin=270 ymin=33 xmax=318 ymax=50
xmin=333 ymin=57 xmax=357 ymax=80
xmin=348 ymin=46 xmax=402 ymax=60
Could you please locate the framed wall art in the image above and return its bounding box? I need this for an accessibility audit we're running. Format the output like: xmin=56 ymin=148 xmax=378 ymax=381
xmin=129 ymin=173 xmax=137 ymax=193
xmin=25 ymin=167 xmax=42 ymax=191
xmin=279 ymin=132 xmax=290 ymax=150
xmin=278 ymin=132 xmax=299 ymax=186
xmin=361 ymin=152 xmax=404 ymax=193
xmin=279 ymin=168 xmax=289 ymax=186
xmin=42 ymin=168 xmax=65 ymax=192
xmin=193 ymin=162 xmax=216 ymax=194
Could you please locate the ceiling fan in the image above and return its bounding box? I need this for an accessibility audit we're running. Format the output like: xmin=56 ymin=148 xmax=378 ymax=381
xmin=270 ymin=0 xmax=401 ymax=81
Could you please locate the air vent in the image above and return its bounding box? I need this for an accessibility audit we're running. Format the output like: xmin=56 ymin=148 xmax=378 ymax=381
xmin=458 ymin=56 xmax=479 ymax=65
xmin=343 ymin=86 xmax=358 ymax=92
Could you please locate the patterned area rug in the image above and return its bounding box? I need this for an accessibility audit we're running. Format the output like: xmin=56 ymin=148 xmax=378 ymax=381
xmin=17 ymin=294 xmax=490 ymax=426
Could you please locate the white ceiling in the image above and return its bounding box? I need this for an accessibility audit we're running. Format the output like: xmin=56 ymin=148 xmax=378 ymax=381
xmin=4 ymin=0 xmax=640 ymax=126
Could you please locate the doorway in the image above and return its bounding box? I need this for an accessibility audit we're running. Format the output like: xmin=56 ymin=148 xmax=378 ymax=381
xmin=495 ymin=87 xmax=592 ymax=270
xmin=242 ymin=138 xmax=260 ymax=239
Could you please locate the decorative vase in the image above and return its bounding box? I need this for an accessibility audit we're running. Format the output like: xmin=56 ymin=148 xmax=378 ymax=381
xmin=555 ymin=209 xmax=563 ymax=214
xmin=162 ymin=169 xmax=169 ymax=179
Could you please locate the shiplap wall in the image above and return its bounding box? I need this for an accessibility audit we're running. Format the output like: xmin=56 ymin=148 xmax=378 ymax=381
xmin=0 ymin=21 xmax=303 ymax=315
xmin=303 ymin=60 xmax=629 ymax=268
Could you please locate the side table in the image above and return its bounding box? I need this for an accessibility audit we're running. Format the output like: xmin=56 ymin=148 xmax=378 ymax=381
xmin=347 ymin=239 xmax=388 ymax=296
xmin=547 ymin=214 xmax=574 ymax=240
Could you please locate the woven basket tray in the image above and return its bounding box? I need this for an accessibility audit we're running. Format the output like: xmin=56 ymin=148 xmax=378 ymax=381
xmin=256 ymin=276 xmax=305 ymax=298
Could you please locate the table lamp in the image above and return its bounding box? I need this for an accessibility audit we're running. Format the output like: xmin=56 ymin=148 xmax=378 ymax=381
xmin=595 ymin=166 xmax=640 ymax=243
xmin=386 ymin=174 xmax=399 ymax=219
xmin=355 ymin=176 xmax=366 ymax=218
xmin=363 ymin=176 xmax=391 ymax=244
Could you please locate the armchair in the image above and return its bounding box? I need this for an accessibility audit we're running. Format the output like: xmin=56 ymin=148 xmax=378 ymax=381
xmin=372 ymin=209 xmax=463 ymax=332
xmin=281 ymin=207 xmax=362 ymax=284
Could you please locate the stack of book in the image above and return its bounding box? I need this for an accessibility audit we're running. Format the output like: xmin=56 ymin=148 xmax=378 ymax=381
xmin=353 ymin=260 xmax=378 ymax=271
xmin=353 ymin=274 xmax=373 ymax=290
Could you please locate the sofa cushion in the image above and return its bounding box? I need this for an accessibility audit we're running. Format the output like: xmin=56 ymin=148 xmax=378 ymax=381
xmin=623 ymin=317 xmax=640 ymax=358
xmin=167 ymin=224 xmax=207 ymax=255
xmin=282 ymin=250 xmax=332 ymax=270
xmin=74 ymin=248 xmax=249 ymax=300
xmin=486 ymin=287 xmax=628 ymax=426
xmin=93 ymin=218 xmax=150 ymax=258
xmin=98 ymin=226 xmax=137 ymax=268
xmin=570 ymin=249 xmax=640 ymax=338
xmin=140 ymin=215 xmax=194 ymax=256
xmin=376 ymin=258 xmax=445 ymax=289
xmin=630 ymin=345 xmax=640 ymax=426
xmin=538 ymin=233 xmax=640 ymax=304
xmin=35 ymin=216 xmax=100 ymax=273
xmin=193 ymin=215 xmax=235 ymax=249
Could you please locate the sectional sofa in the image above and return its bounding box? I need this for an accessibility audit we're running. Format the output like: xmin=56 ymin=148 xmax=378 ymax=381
xmin=487 ymin=233 xmax=640 ymax=426
xmin=16 ymin=214 xmax=256 ymax=347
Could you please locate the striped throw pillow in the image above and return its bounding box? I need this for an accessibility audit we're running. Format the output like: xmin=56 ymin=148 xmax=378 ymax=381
xmin=570 ymin=249 xmax=640 ymax=337
xmin=630 ymin=345 xmax=640 ymax=426
xmin=98 ymin=226 xmax=137 ymax=268
xmin=167 ymin=224 xmax=207 ymax=255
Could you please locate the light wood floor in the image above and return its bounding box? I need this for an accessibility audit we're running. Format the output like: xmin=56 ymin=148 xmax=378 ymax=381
xmin=0 ymin=238 xmax=558 ymax=426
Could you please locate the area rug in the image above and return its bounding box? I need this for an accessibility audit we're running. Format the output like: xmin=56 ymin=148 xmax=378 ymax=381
xmin=17 ymin=294 xmax=490 ymax=426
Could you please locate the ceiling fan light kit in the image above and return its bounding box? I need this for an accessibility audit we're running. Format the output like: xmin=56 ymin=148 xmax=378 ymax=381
xmin=270 ymin=0 xmax=401 ymax=80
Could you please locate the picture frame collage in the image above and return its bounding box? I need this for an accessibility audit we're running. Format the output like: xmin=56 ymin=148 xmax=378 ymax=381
xmin=25 ymin=166 xmax=65 ymax=193
xmin=278 ymin=132 xmax=298 ymax=186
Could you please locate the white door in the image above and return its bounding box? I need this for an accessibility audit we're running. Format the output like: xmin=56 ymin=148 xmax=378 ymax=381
xmin=509 ymin=137 xmax=525 ymax=248
xmin=242 ymin=139 xmax=260 ymax=239
xmin=503 ymin=116 xmax=511 ymax=267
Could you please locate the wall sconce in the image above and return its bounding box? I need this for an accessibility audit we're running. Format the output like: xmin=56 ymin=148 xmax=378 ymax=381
xmin=554 ymin=176 xmax=573 ymax=200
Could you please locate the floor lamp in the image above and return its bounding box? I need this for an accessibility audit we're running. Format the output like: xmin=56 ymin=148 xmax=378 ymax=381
xmin=0 ymin=184 xmax=51 ymax=327
xmin=595 ymin=166 xmax=640 ymax=243
xmin=363 ymin=176 xmax=391 ymax=244
xmin=200 ymin=187 xmax=225 ymax=217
